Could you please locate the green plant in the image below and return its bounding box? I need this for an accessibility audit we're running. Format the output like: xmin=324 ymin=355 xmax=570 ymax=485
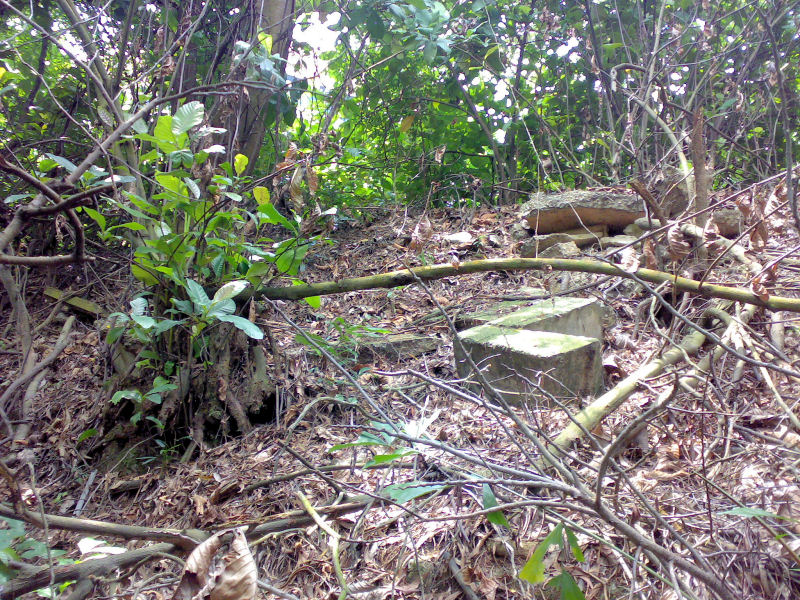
xmin=519 ymin=522 xmax=586 ymax=600
xmin=0 ymin=517 xmax=72 ymax=595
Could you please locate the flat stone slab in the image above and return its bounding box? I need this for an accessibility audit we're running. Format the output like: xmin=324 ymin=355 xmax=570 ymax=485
xmin=455 ymin=287 xmax=548 ymax=331
xmin=485 ymin=297 xmax=603 ymax=340
xmin=520 ymin=190 xmax=644 ymax=234
xmin=356 ymin=333 xmax=439 ymax=361
xmin=455 ymin=326 xmax=603 ymax=404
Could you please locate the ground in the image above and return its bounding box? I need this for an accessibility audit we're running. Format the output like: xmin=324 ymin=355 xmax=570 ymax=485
xmin=2 ymin=195 xmax=800 ymax=600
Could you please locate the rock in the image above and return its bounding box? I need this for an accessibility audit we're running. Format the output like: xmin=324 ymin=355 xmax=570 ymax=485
xmin=652 ymin=165 xmax=693 ymax=216
xmin=623 ymin=223 xmax=644 ymax=237
xmin=520 ymin=224 xmax=607 ymax=257
xmin=443 ymin=231 xmax=475 ymax=247
xmin=356 ymin=333 xmax=439 ymax=362
xmin=510 ymin=221 xmax=531 ymax=241
xmin=540 ymin=241 xmax=581 ymax=258
xmin=712 ymin=208 xmax=743 ymax=237
xmin=600 ymin=235 xmax=638 ymax=248
xmin=487 ymin=234 xmax=503 ymax=247
xmin=520 ymin=190 xmax=644 ymax=234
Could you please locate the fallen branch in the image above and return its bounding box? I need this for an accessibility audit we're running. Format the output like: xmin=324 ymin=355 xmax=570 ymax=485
xmin=254 ymin=257 xmax=800 ymax=313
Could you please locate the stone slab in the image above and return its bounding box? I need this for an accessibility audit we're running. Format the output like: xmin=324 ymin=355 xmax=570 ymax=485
xmin=454 ymin=287 xmax=548 ymax=331
xmin=455 ymin=326 xmax=603 ymax=404
xmin=356 ymin=333 xmax=439 ymax=361
xmin=485 ymin=297 xmax=604 ymax=340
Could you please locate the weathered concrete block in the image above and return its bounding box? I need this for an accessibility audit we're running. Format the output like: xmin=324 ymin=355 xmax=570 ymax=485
xmin=455 ymin=287 xmax=547 ymax=331
xmin=485 ymin=297 xmax=604 ymax=340
xmin=455 ymin=326 xmax=603 ymax=405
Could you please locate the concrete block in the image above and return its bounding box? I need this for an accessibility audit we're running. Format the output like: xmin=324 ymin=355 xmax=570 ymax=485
xmin=455 ymin=287 xmax=547 ymax=331
xmin=485 ymin=297 xmax=603 ymax=340
xmin=455 ymin=325 xmax=603 ymax=405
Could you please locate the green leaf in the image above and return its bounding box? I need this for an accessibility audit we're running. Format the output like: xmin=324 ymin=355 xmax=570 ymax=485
xmin=482 ymin=484 xmax=510 ymax=527
xmin=212 ymin=280 xmax=250 ymax=304
xmin=215 ymin=314 xmax=264 ymax=339
xmin=399 ymin=115 xmax=415 ymax=132
xmin=77 ymin=429 xmax=98 ymax=443
xmin=172 ymin=101 xmax=204 ymax=135
xmin=131 ymin=264 xmax=159 ymax=286
xmin=519 ymin=523 xmax=564 ymax=584
xmin=564 ymin=527 xmax=585 ymax=562
xmin=720 ymin=507 xmax=789 ymax=520
xmin=304 ymin=295 xmax=321 ymax=308
xmin=152 ymin=116 xmax=180 ymax=153
xmin=234 ymin=153 xmax=249 ymax=176
xmin=131 ymin=314 xmax=156 ymax=329
xmin=206 ymin=298 xmax=235 ymax=317
xmin=383 ymin=482 xmax=443 ymax=503
xmin=257 ymin=200 xmax=294 ymax=230
xmin=546 ymin=570 xmax=585 ymax=600
xmin=364 ymin=448 xmax=418 ymax=467
xmin=110 ymin=390 xmax=143 ymax=405
xmin=81 ymin=207 xmax=106 ymax=231
xmin=184 ymin=279 xmax=211 ymax=309
xmin=45 ymin=154 xmax=78 ymax=173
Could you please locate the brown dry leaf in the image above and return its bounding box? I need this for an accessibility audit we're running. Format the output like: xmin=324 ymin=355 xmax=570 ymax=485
xmin=284 ymin=142 xmax=298 ymax=162
xmin=434 ymin=145 xmax=446 ymax=164
xmin=703 ymin=218 xmax=720 ymax=242
xmin=667 ymin=226 xmax=691 ymax=261
xmin=643 ymin=239 xmax=658 ymax=270
xmin=289 ymin=166 xmax=304 ymax=213
xmin=751 ymin=276 xmax=770 ymax=301
xmin=172 ymin=527 xmax=256 ymax=600
xmin=618 ymin=246 xmax=640 ymax=273
xmin=306 ymin=165 xmax=319 ymax=195
xmin=408 ymin=215 xmax=433 ymax=251
xmin=735 ymin=190 xmax=752 ymax=220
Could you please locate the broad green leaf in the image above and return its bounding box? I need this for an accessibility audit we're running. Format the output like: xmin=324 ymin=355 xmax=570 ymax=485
xmin=131 ymin=264 xmax=159 ymax=286
xmin=519 ymin=523 xmax=564 ymax=584
xmin=129 ymin=297 xmax=148 ymax=316
xmin=184 ymin=279 xmax=211 ymax=309
xmin=131 ymin=314 xmax=156 ymax=329
xmin=206 ymin=298 xmax=236 ymax=317
xmin=304 ymin=295 xmax=321 ymax=308
xmin=215 ymin=314 xmax=264 ymax=339
xmin=212 ymin=280 xmax=250 ymax=304
xmin=152 ymin=116 xmax=179 ymax=152
xmin=399 ymin=115 xmax=415 ymax=132
xmin=172 ymin=101 xmax=204 ymax=135
xmin=234 ymin=153 xmax=249 ymax=176
xmin=82 ymin=207 xmax=106 ymax=231
xmin=110 ymin=390 xmax=142 ymax=405
xmin=45 ymin=154 xmax=78 ymax=173
xmin=328 ymin=431 xmax=394 ymax=450
xmin=383 ymin=482 xmax=442 ymax=503
xmin=546 ymin=570 xmax=585 ymax=600
xmin=253 ymin=186 xmax=271 ymax=205
xmin=108 ymin=222 xmax=148 ymax=232
xmin=258 ymin=32 xmax=273 ymax=52
xmin=482 ymin=484 xmax=510 ymax=527
xmin=257 ymin=201 xmax=295 ymax=231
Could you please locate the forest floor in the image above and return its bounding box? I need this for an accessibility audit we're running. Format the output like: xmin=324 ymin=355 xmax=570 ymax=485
xmin=2 ymin=195 xmax=800 ymax=600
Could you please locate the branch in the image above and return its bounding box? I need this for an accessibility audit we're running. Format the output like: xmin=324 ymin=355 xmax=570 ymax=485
xmin=253 ymin=257 xmax=800 ymax=313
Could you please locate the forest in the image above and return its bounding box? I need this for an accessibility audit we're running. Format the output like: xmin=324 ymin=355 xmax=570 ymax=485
xmin=1 ymin=0 xmax=800 ymax=599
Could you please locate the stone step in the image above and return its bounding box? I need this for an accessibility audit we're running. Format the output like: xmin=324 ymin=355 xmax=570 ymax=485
xmin=455 ymin=325 xmax=603 ymax=405
xmin=455 ymin=287 xmax=547 ymax=330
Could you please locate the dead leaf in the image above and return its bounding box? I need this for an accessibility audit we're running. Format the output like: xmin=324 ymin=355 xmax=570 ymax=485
xmin=172 ymin=528 xmax=256 ymax=600
xmin=667 ymin=226 xmax=691 ymax=262
xmin=618 ymin=246 xmax=640 ymax=273
xmin=434 ymin=145 xmax=446 ymax=164
xmin=409 ymin=215 xmax=433 ymax=251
